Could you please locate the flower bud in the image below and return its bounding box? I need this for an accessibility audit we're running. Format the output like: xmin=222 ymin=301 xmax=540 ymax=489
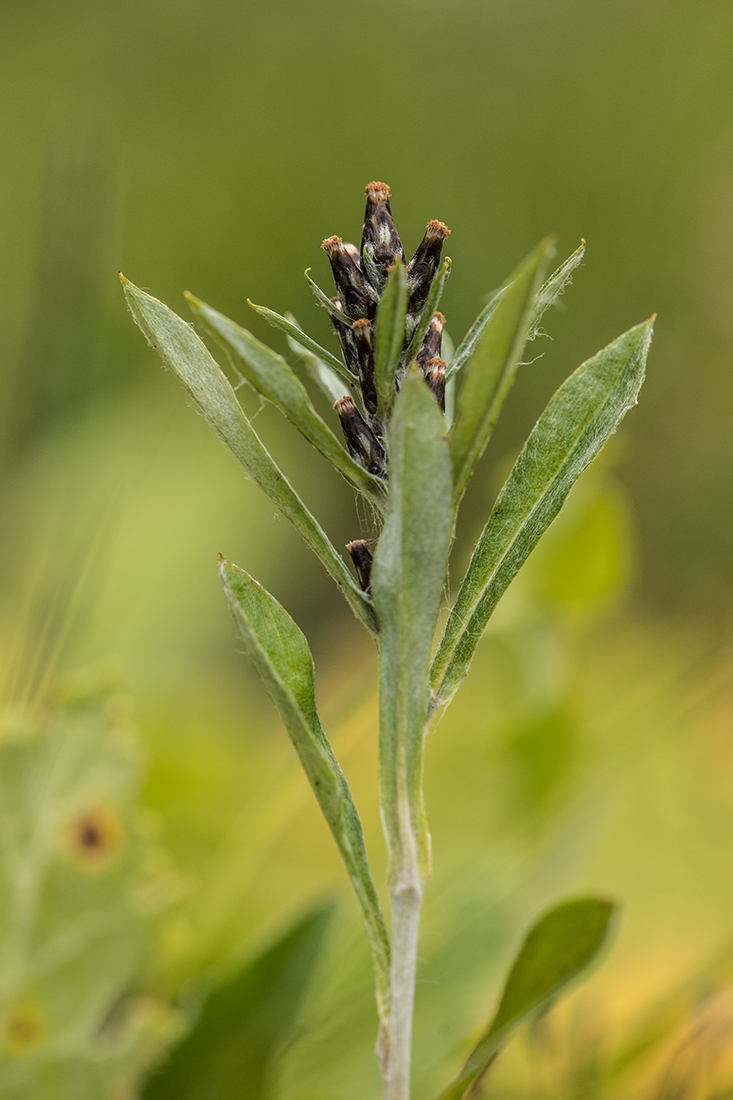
xmin=322 ymin=235 xmax=378 ymax=321
xmin=406 ymin=220 xmax=450 ymax=320
xmin=352 ymin=318 xmax=378 ymax=414
xmin=328 ymin=296 xmax=359 ymax=374
xmin=334 ymin=396 xmax=387 ymax=477
xmin=415 ymin=312 xmax=445 ymax=370
xmin=424 ymin=357 xmax=446 ymax=412
xmin=346 ymin=539 xmax=373 ymax=593
xmin=361 ymin=181 xmax=405 ymax=291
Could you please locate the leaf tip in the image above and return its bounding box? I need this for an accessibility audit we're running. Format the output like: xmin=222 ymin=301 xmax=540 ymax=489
xmin=118 ymin=271 xmax=129 ymax=287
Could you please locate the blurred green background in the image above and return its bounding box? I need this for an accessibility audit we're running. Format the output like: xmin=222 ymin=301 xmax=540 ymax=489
xmin=2 ymin=0 xmax=733 ymax=1096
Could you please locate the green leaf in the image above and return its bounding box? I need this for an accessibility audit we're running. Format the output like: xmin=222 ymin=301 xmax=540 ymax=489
xmin=371 ymin=368 xmax=453 ymax=883
xmin=432 ymin=318 xmax=653 ymax=706
xmin=402 ymin=258 xmax=452 ymax=373
xmin=285 ymin=323 xmax=350 ymax=405
xmin=374 ymin=260 xmax=408 ymax=421
xmin=450 ymin=239 xmax=554 ymax=503
xmin=218 ymin=557 xmax=390 ymax=1018
xmin=304 ymin=266 xmax=352 ymax=324
xmin=120 ymin=275 xmax=376 ymax=635
xmin=446 ymin=240 xmax=584 ymax=384
xmin=247 ymin=298 xmax=354 ymax=382
xmin=531 ymin=239 xmax=586 ymax=337
xmin=445 ymin=285 xmax=507 ymax=381
xmin=436 ymin=898 xmax=616 ymax=1100
xmin=186 ymin=294 xmax=386 ymax=509
xmin=142 ymin=906 xmax=333 ymax=1100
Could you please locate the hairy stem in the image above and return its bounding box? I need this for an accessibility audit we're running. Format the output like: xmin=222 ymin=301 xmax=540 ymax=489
xmin=383 ymin=871 xmax=423 ymax=1100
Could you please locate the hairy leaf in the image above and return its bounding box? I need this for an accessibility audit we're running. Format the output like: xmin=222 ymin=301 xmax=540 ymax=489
xmin=142 ymin=907 xmax=332 ymax=1100
xmin=437 ymin=898 xmax=616 ymax=1100
xmin=432 ymin=318 xmax=653 ymax=706
xmin=186 ymin=294 xmax=385 ymax=508
xmin=372 ymin=369 xmax=453 ymax=883
xmin=531 ymin=239 xmax=586 ymax=337
xmin=247 ymin=298 xmax=354 ymax=382
xmin=120 ymin=276 xmax=376 ymax=634
xmin=449 ymin=240 xmax=554 ymax=503
xmin=285 ymin=325 xmax=350 ymax=405
xmin=219 ymin=558 xmax=390 ymax=1016
xmin=374 ymin=260 xmax=408 ymax=421
xmin=445 ymin=285 xmax=507 ymax=381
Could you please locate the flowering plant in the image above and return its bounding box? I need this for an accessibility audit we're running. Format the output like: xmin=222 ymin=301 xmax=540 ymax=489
xmin=122 ymin=182 xmax=653 ymax=1100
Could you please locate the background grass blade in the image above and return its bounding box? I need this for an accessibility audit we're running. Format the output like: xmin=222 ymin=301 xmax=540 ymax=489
xmin=219 ymin=557 xmax=390 ymax=1022
xmin=246 ymin=299 xmax=354 ymax=381
xmin=121 ymin=276 xmax=376 ymax=634
xmin=372 ymin=368 xmax=453 ymax=884
xmin=432 ymin=318 xmax=653 ymax=706
xmin=436 ymin=898 xmax=616 ymax=1100
xmin=449 ymin=240 xmax=554 ymax=503
xmin=187 ymin=294 xmax=386 ymax=509
xmin=374 ymin=260 xmax=408 ymax=422
xmin=142 ymin=906 xmax=333 ymax=1100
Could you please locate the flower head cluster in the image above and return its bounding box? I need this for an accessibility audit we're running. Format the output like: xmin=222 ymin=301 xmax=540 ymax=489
xmin=323 ymin=183 xmax=450 ymax=463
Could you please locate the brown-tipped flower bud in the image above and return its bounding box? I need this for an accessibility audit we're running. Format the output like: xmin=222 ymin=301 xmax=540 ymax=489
xmin=406 ymin=220 xmax=450 ymax=317
xmin=424 ymin=357 xmax=446 ymax=412
xmin=351 ymin=318 xmax=378 ymax=414
xmin=346 ymin=539 xmax=373 ymax=593
xmin=334 ymin=395 xmax=387 ymax=478
xmin=416 ymin=311 xmax=445 ymax=370
xmin=328 ymin=296 xmax=359 ymax=374
xmin=322 ymin=235 xmax=378 ymax=321
xmin=361 ymin=181 xmax=405 ymax=292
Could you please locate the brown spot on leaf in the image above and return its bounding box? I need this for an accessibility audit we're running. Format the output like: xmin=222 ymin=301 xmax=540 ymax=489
xmin=63 ymin=804 xmax=124 ymax=869
xmin=2 ymin=1003 xmax=45 ymax=1055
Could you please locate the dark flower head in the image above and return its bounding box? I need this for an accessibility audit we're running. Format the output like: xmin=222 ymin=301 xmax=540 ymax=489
xmin=407 ymin=221 xmax=450 ymax=320
xmin=322 ymin=235 xmax=378 ymax=321
xmin=346 ymin=539 xmax=373 ymax=593
xmin=352 ymin=318 xmax=378 ymax=415
xmin=416 ymin=311 xmax=445 ymax=370
xmin=361 ymin=181 xmax=405 ymax=292
xmin=424 ymin=358 xmax=446 ymax=411
xmin=334 ymin=395 xmax=387 ymax=478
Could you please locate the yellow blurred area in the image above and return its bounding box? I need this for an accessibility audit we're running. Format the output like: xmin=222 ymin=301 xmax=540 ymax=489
xmin=2 ymin=0 xmax=733 ymax=1096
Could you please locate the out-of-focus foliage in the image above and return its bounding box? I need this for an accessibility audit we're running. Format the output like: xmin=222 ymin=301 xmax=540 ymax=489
xmin=0 ymin=693 xmax=166 ymax=1098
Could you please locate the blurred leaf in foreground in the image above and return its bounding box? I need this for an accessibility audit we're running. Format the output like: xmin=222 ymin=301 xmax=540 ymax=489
xmin=437 ymin=897 xmax=616 ymax=1100
xmin=142 ymin=905 xmax=333 ymax=1100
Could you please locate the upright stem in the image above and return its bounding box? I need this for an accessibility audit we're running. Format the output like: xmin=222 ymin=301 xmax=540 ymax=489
xmin=384 ymin=870 xmax=423 ymax=1100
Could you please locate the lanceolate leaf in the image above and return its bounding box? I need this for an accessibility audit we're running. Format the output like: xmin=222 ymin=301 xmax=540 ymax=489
xmin=436 ymin=898 xmax=616 ymax=1100
xmin=402 ymin=258 xmax=452 ymax=372
xmin=219 ymin=558 xmax=390 ymax=1020
xmin=445 ymin=285 xmax=507 ymax=381
xmin=246 ymin=299 xmax=354 ymax=382
xmin=285 ymin=325 xmax=351 ymax=405
xmin=120 ymin=276 xmax=376 ymax=634
xmin=374 ymin=260 xmax=408 ymax=422
xmin=531 ymin=239 xmax=586 ymax=338
xmin=305 ymin=267 xmax=351 ymax=324
xmin=186 ymin=294 xmax=386 ymax=509
xmin=142 ymin=907 xmax=333 ymax=1100
xmin=449 ymin=239 xmax=554 ymax=503
xmin=371 ymin=369 xmax=453 ymax=884
xmin=432 ymin=318 xmax=653 ymax=706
